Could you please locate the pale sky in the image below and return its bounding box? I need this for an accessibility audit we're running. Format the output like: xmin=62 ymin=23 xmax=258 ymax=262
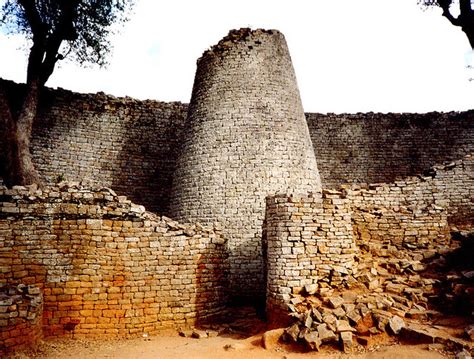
xmin=1 ymin=0 xmax=473 ymax=113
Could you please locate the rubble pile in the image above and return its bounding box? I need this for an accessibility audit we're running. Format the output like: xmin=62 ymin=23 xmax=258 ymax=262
xmin=278 ymin=229 xmax=474 ymax=354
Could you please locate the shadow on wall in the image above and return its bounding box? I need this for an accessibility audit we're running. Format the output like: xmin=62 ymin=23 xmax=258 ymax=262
xmin=111 ymin=105 xmax=186 ymax=214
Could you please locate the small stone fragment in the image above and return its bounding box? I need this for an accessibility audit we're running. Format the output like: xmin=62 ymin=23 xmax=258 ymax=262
xmin=192 ymin=329 xmax=208 ymax=339
xmin=317 ymin=324 xmax=337 ymax=343
xmin=322 ymin=313 xmax=337 ymax=326
xmin=178 ymin=329 xmax=193 ymax=337
xmin=388 ymin=315 xmax=405 ymax=335
xmin=342 ymin=303 xmax=355 ymax=313
xmin=336 ymin=319 xmax=355 ymax=333
xmin=303 ymin=331 xmax=321 ymax=351
xmin=346 ymin=310 xmax=362 ymax=325
xmin=328 ymin=296 xmax=344 ymax=309
xmin=333 ymin=307 xmax=346 ymax=318
xmin=340 ymin=331 xmax=353 ymax=352
xmin=223 ymin=344 xmax=236 ymax=351
xmin=455 ymin=349 xmax=472 ymax=359
xmin=207 ymin=330 xmax=219 ymax=337
xmin=304 ymin=312 xmax=313 ymax=328
xmin=304 ymin=284 xmax=318 ymax=295
xmin=312 ymin=307 xmax=323 ymax=323
xmin=465 ymin=324 xmax=474 ymax=341
xmin=284 ymin=323 xmax=300 ymax=342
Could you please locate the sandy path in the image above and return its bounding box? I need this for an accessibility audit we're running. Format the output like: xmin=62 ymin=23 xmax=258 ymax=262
xmin=11 ymin=333 xmax=449 ymax=359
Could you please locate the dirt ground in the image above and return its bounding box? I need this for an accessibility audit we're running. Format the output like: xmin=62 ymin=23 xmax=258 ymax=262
xmin=10 ymin=331 xmax=452 ymax=359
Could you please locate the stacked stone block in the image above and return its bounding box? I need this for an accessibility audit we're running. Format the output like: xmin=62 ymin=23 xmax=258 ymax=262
xmin=1 ymin=78 xmax=472 ymax=217
xmin=0 ymin=79 xmax=188 ymax=214
xmin=306 ymin=111 xmax=474 ymax=188
xmin=170 ymin=28 xmax=321 ymax=300
xmin=265 ymin=191 xmax=357 ymax=323
xmin=0 ymin=284 xmax=42 ymax=356
xmin=345 ymin=154 xmax=473 ymax=249
xmin=0 ymin=183 xmax=228 ymax=343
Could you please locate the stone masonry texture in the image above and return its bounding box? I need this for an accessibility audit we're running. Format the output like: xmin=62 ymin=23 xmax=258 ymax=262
xmin=0 ymin=27 xmax=473 ymax=354
xmin=169 ymin=29 xmax=322 ymax=300
xmin=1 ymin=79 xmax=473 ymax=211
xmin=306 ymin=112 xmax=474 ymax=187
xmin=0 ymin=182 xmax=228 ymax=354
xmin=0 ymin=79 xmax=188 ymax=214
xmin=264 ymin=155 xmax=472 ymax=323
xmin=265 ymin=191 xmax=357 ymax=323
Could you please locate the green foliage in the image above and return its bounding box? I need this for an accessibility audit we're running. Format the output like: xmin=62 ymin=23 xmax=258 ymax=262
xmin=1 ymin=0 xmax=134 ymax=68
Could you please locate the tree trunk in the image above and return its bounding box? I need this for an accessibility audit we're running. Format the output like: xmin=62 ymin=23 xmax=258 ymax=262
xmin=1 ymin=80 xmax=42 ymax=187
xmin=461 ymin=22 xmax=474 ymax=49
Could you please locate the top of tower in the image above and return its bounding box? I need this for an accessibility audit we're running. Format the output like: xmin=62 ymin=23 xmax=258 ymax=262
xmin=199 ymin=28 xmax=282 ymax=62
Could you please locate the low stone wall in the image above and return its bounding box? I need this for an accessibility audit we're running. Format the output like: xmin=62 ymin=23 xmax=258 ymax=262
xmin=345 ymin=154 xmax=473 ymax=249
xmin=0 ymin=183 xmax=228 ymax=343
xmin=265 ymin=191 xmax=357 ymax=323
xmin=0 ymin=284 xmax=43 ymax=356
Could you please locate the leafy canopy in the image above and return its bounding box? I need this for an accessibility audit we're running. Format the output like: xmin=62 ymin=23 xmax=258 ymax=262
xmin=1 ymin=0 xmax=134 ymax=68
xmin=418 ymin=0 xmax=474 ymax=47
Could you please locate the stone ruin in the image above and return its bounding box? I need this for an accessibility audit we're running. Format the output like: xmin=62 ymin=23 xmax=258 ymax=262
xmin=170 ymin=28 xmax=321 ymax=302
xmin=0 ymin=28 xmax=473 ymax=356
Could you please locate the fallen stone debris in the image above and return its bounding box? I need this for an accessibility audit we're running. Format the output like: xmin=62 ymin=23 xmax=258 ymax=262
xmin=268 ymin=229 xmax=474 ymax=355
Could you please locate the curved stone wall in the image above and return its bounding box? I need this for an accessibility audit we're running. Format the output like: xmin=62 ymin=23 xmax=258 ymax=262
xmin=169 ymin=28 xmax=321 ymax=300
xmin=0 ymin=183 xmax=228 ymax=339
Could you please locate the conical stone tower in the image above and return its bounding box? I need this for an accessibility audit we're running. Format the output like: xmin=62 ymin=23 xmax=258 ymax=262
xmin=170 ymin=28 xmax=321 ymax=301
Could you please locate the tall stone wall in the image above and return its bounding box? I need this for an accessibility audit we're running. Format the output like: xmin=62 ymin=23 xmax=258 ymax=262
xmin=0 ymin=79 xmax=188 ymax=214
xmin=307 ymin=112 xmax=474 ymax=187
xmin=169 ymin=29 xmax=321 ymax=301
xmin=0 ymin=183 xmax=228 ymax=344
xmin=1 ymin=79 xmax=472 ymax=216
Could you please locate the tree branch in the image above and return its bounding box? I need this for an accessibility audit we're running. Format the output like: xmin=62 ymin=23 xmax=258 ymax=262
xmin=17 ymin=0 xmax=46 ymax=37
xmin=437 ymin=0 xmax=462 ymax=26
xmin=39 ymin=0 xmax=80 ymax=85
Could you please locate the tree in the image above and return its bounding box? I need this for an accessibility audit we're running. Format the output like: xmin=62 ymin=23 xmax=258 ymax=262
xmin=419 ymin=0 xmax=474 ymax=48
xmin=0 ymin=0 xmax=133 ymax=186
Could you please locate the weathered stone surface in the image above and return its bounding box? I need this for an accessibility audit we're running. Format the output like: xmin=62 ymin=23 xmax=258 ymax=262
xmin=284 ymin=324 xmax=300 ymax=342
xmin=388 ymin=316 xmax=405 ymax=335
xmin=455 ymin=349 xmax=472 ymax=359
xmin=465 ymin=325 xmax=474 ymax=342
xmin=192 ymin=330 xmax=208 ymax=339
xmin=303 ymin=331 xmax=321 ymax=351
xmin=169 ymin=28 xmax=321 ymax=300
xmin=328 ymin=296 xmax=345 ymax=309
xmin=179 ymin=329 xmax=193 ymax=338
xmin=0 ymin=183 xmax=229 ymax=355
xmin=305 ymin=284 xmax=318 ymax=295
xmin=317 ymin=324 xmax=337 ymax=343
xmin=336 ymin=320 xmax=355 ymax=333
xmin=340 ymin=332 xmax=353 ymax=352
